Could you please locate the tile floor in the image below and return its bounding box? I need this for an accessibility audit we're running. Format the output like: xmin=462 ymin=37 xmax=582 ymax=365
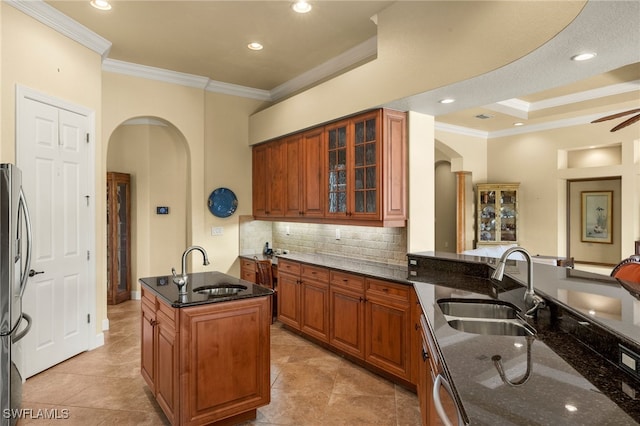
xmin=20 ymin=300 xmax=420 ymax=425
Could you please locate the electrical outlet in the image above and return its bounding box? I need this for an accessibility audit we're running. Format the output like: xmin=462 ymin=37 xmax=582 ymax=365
xmin=335 ymin=228 xmax=341 ymax=240
xmin=286 ymin=225 xmax=290 ymax=235
xmin=211 ymin=226 xmax=224 ymax=236
xmin=620 ymin=345 xmax=640 ymax=379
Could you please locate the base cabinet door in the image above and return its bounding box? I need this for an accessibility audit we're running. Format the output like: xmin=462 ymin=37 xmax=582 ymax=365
xmin=140 ymin=292 xmax=156 ymax=391
xmin=156 ymin=310 xmax=178 ymax=424
xmin=364 ymin=279 xmax=411 ymax=381
xmin=277 ymin=271 xmax=301 ymax=329
xmin=329 ymin=270 xmax=365 ymax=359
xmin=300 ymin=265 xmax=330 ymax=342
xmin=180 ymin=298 xmax=271 ymax=425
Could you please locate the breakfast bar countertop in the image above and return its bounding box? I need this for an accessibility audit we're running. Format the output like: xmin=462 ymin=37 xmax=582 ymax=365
xmin=408 ymin=251 xmax=640 ymax=425
xmin=139 ymin=271 xmax=273 ymax=308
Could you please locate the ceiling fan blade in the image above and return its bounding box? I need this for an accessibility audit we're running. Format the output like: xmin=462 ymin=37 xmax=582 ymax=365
xmin=610 ymin=113 xmax=640 ymax=132
xmin=591 ymin=108 xmax=640 ymax=123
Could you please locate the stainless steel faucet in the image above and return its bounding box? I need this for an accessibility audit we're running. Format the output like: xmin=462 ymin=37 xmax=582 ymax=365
xmin=172 ymin=245 xmax=210 ymax=295
xmin=491 ymin=246 xmax=545 ymax=317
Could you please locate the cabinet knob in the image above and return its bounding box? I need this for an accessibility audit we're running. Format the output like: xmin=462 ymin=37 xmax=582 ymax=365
xmin=422 ymin=348 xmax=428 ymax=361
xmin=149 ymin=318 xmax=157 ymax=326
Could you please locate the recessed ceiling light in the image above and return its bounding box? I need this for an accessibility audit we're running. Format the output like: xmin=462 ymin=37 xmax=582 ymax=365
xmin=90 ymin=0 xmax=111 ymax=11
xmin=439 ymin=98 xmax=455 ymax=104
xmin=571 ymin=52 xmax=596 ymax=61
xmin=565 ymin=404 xmax=578 ymax=412
xmin=292 ymin=1 xmax=312 ymax=13
xmin=247 ymin=42 xmax=263 ymax=51
xmin=513 ymin=122 xmax=524 ymax=126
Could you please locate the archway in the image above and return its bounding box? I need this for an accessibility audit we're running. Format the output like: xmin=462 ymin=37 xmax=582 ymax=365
xmin=106 ymin=116 xmax=189 ymax=299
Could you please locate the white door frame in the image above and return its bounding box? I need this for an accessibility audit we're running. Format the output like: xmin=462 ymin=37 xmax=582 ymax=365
xmin=15 ymin=84 xmax=99 ymax=350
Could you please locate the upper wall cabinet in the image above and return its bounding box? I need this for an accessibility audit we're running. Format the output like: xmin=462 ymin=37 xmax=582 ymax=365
xmin=252 ymin=109 xmax=407 ymax=227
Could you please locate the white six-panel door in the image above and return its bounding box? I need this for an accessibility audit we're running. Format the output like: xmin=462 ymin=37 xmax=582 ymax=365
xmin=17 ymin=92 xmax=92 ymax=378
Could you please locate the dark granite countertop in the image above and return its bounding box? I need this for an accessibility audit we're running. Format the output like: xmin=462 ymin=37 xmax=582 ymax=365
xmin=268 ymin=252 xmax=409 ymax=284
xmin=139 ymin=271 xmax=273 ymax=308
xmin=408 ymin=251 xmax=640 ymax=425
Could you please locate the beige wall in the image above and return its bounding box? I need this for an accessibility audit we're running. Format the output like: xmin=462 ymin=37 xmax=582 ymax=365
xmin=488 ymin=121 xmax=640 ymax=259
xmin=203 ymin=92 xmax=269 ymax=277
xmin=107 ymin=122 xmax=189 ymax=292
xmin=0 ymin=4 xmax=105 ymax=335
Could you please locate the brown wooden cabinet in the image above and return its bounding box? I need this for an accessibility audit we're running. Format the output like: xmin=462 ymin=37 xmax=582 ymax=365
xmin=141 ymin=287 xmax=271 ymax=425
xmin=240 ymin=258 xmax=257 ymax=283
xmin=179 ymin=297 xmax=271 ymax=425
xmin=364 ymin=278 xmax=412 ymax=381
xmin=276 ymin=259 xmax=330 ymax=342
xmin=106 ymin=172 xmax=131 ymax=304
xmin=325 ymin=110 xmax=406 ymax=226
xmin=418 ymin=307 xmax=461 ymax=426
xmin=141 ymin=288 xmax=179 ymax=424
xmin=299 ymin=264 xmax=330 ymax=342
xmin=252 ymin=139 xmax=286 ymax=218
xmin=279 ymin=259 xmax=413 ymax=386
xmin=329 ymin=271 xmax=365 ymax=359
xmin=252 ymin=109 xmax=406 ymax=227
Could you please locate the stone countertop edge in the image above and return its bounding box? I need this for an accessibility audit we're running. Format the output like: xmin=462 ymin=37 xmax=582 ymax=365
xmin=139 ymin=270 xmax=274 ymax=308
xmin=241 ymin=252 xmax=410 ymax=284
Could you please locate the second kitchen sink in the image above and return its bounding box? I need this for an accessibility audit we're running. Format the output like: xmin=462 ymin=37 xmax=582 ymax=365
xmin=437 ymin=298 xmax=536 ymax=337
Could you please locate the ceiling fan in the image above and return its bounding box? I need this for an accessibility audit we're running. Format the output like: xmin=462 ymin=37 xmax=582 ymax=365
xmin=591 ymin=108 xmax=640 ymax=132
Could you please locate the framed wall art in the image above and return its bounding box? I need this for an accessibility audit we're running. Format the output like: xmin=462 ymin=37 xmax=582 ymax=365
xmin=581 ymin=191 xmax=613 ymax=244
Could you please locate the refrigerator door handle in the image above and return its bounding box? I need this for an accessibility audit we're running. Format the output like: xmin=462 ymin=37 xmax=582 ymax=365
xmin=12 ymin=313 xmax=32 ymax=343
xmin=18 ymin=187 xmax=33 ymax=299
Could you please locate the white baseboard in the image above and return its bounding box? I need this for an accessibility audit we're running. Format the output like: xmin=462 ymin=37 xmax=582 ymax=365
xmin=131 ymin=290 xmax=141 ymax=300
xmin=102 ymin=318 xmax=109 ymax=331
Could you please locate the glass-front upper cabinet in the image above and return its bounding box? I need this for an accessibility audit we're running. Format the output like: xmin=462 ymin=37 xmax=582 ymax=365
xmin=326 ymin=120 xmax=349 ymax=216
xmin=353 ymin=114 xmax=378 ymax=215
xmin=107 ymin=172 xmax=131 ymax=305
xmin=476 ymin=183 xmax=519 ymax=246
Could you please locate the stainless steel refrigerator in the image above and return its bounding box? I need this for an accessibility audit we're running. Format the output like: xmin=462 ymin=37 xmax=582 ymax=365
xmin=0 ymin=164 xmax=32 ymax=425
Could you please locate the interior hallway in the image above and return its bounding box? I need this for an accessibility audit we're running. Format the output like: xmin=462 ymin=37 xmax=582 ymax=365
xmin=19 ymin=300 xmax=420 ymax=425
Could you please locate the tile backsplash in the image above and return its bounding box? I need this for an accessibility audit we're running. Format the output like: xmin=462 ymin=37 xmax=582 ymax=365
xmin=239 ymin=219 xmax=407 ymax=265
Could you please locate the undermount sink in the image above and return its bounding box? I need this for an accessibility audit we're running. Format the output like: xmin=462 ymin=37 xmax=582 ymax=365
xmin=193 ymin=284 xmax=247 ymax=297
xmin=437 ymin=298 xmax=536 ymax=337
xmin=438 ymin=298 xmax=520 ymax=319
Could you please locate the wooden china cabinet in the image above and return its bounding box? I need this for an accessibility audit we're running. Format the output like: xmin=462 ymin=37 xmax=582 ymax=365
xmin=106 ymin=172 xmax=131 ymax=305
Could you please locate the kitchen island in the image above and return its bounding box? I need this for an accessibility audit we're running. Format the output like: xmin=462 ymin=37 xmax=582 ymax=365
xmin=408 ymin=252 xmax=640 ymax=425
xmin=139 ymin=271 xmax=273 ymax=426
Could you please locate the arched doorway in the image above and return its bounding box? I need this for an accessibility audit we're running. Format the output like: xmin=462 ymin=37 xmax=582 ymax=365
xmin=106 ymin=117 xmax=189 ymax=298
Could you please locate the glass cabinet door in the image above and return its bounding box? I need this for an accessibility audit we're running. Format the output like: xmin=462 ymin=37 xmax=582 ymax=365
xmin=327 ymin=122 xmax=348 ymax=215
xmin=479 ymin=190 xmax=497 ymax=242
xmin=353 ymin=115 xmax=378 ymax=215
xmin=499 ymin=190 xmax=517 ymax=242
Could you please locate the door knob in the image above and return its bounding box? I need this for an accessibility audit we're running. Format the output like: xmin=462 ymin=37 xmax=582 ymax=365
xmin=28 ymin=269 xmax=44 ymax=277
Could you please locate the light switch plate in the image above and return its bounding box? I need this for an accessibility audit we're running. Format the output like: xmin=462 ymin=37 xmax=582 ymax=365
xmin=211 ymin=226 xmax=224 ymax=236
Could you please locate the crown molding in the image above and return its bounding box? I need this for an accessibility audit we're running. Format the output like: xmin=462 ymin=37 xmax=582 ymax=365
xmin=102 ymin=59 xmax=210 ymax=89
xmin=435 ymin=122 xmax=488 ymax=139
xmin=6 ymin=0 xmax=112 ymax=59
xmin=487 ymin=110 xmax=624 ymax=139
xmin=205 ymin=80 xmax=271 ymax=101
xmin=529 ymin=80 xmax=640 ymax=111
xmin=270 ymin=36 xmax=377 ymax=101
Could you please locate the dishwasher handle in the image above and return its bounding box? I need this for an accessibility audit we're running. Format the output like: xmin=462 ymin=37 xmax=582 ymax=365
xmin=433 ymin=373 xmax=464 ymax=426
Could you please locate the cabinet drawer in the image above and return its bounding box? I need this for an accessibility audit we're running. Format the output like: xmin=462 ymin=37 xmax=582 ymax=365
xmin=301 ymin=264 xmax=329 ymax=284
xmin=278 ymin=259 xmax=301 ymax=276
xmin=241 ymin=258 xmax=256 ymax=271
xmin=157 ymin=299 xmax=177 ymax=328
xmin=330 ymin=271 xmax=364 ymax=292
xmin=366 ymin=278 xmax=410 ymax=303
xmin=241 ymin=268 xmax=256 ymax=283
xmin=142 ymin=287 xmax=156 ymax=309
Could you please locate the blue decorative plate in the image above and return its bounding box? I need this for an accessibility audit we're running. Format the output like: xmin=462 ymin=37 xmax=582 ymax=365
xmin=208 ymin=188 xmax=238 ymax=218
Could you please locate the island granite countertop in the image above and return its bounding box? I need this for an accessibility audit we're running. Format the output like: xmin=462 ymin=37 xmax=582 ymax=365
xmin=139 ymin=271 xmax=273 ymax=308
xmin=408 ymin=251 xmax=640 ymax=425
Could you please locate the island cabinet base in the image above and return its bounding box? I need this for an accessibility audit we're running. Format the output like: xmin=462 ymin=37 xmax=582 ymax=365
xmin=141 ymin=287 xmax=271 ymax=426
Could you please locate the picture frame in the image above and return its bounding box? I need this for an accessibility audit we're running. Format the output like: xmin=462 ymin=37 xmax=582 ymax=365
xmin=581 ymin=191 xmax=613 ymax=244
